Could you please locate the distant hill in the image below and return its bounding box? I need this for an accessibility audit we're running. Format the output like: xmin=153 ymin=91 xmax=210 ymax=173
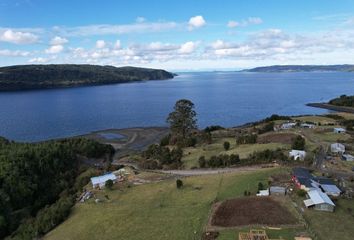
xmin=0 ymin=64 xmax=174 ymax=91
xmin=243 ymin=65 xmax=354 ymax=73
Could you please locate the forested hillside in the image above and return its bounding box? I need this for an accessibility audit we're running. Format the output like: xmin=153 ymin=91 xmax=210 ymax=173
xmin=0 ymin=137 xmax=114 ymax=239
xmin=0 ymin=64 xmax=174 ymax=91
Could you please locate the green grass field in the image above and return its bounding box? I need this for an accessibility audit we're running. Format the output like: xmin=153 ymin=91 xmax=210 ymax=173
xmin=182 ymin=137 xmax=289 ymax=169
xmin=217 ymin=227 xmax=304 ymax=240
xmin=45 ymin=168 xmax=297 ymax=240
xmin=292 ymin=115 xmax=336 ymax=124
xmin=304 ymin=199 xmax=354 ymax=240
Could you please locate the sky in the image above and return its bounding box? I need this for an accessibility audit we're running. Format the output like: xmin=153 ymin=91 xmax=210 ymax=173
xmin=1 ymin=0 xmax=354 ymax=71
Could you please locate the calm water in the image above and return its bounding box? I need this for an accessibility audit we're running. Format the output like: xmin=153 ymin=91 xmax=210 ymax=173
xmin=1 ymin=72 xmax=354 ymax=142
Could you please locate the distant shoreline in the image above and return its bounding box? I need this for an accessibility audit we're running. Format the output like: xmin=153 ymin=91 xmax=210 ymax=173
xmin=306 ymin=102 xmax=354 ymax=113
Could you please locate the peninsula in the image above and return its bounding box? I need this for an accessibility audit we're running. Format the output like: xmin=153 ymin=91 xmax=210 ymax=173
xmin=0 ymin=64 xmax=175 ymax=91
xmin=243 ymin=64 xmax=354 ymax=73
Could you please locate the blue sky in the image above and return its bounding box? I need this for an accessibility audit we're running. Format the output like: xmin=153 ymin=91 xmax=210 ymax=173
xmin=1 ymin=0 xmax=354 ymax=70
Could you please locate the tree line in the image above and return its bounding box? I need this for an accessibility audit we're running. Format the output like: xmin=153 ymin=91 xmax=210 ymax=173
xmin=0 ymin=137 xmax=114 ymax=239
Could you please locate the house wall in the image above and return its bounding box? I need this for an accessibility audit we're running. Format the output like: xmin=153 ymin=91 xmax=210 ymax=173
xmin=314 ymin=203 xmax=334 ymax=212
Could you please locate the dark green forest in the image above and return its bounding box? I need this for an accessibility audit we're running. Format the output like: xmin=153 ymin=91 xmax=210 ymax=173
xmin=0 ymin=137 xmax=114 ymax=239
xmin=0 ymin=64 xmax=174 ymax=91
xmin=329 ymin=94 xmax=354 ymax=107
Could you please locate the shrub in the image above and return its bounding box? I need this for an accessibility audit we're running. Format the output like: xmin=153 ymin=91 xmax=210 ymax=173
xmin=258 ymin=182 xmax=264 ymax=191
xmin=292 ymin=135 xmax=305 ymax=150
xmin=297 ymin=189 xmax=307 ymax=197
xmin=105 ymin=179 xmax=114 ymax=190
xmin=223 ymin=141 xmax=230 ymax=151
xmin=176 ymin=179 xmax=183 ymax=189
xmin=198 ymin=156 xmax=206 ymax=168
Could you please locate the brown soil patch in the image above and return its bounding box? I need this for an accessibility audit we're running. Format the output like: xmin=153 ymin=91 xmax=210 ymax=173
xmin=211 ymin=197 xmax=297 ymax=227
xmin=258 ymin=133 xmax=298 ymax=144
xmin=201 ymin=231 xmax=219 ymax=240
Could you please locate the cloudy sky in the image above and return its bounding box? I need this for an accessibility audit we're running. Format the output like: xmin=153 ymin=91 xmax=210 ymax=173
xmin=1 ymin=0 xmax=354 ymax=71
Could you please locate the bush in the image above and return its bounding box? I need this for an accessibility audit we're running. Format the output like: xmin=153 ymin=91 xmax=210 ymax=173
xmin=258 ymin=122 xmax=275 ymax=134
xmin=258 ymin=182 xmax=264 ymax=191
xmin=292 ymin=135 xmax=305 ymax=150
xmin=105 ymin=179 xmax=114 ymax=190
xmin=204 ymin=125 xmax=224 ymax=132
xmin=297 ymin=189 xmax=307 ymax=197
xmin=223 ymin=141 xmax=230 ymax=151
xmin=198 ymin=156 xmax=206 ymax=168
xmin=176 ymin=179 xmax=183 ymax=189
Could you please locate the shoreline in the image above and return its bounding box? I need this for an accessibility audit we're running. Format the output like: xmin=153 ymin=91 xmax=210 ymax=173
xmin=306 ymin=102 xmax=354 ymax=113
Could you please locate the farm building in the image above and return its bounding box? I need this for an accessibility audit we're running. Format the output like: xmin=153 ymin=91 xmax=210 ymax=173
xmin=303 ymin=189 xmax=335 ymax=212
xmin=330 ymin=143 xmax=345 ymax=154
xmin=289 ymin=150 xmax=306 ymax=160
xmin=292 ymin=168 xmax=314 ymax=191
xmin=312 ymin=177 xmax=341 ymax=197
xmin=300 ymin=123 xmax=316 ymax=129
xmin=269 ymin=186 xmax=286 ymax=196
xmin=256 ymin=189 xmax=269 ymax=196
xmin=333 ymin=127 xmax=346 ymax=133
xmin=91 ymin=173 xmax=117 ymax=189
xmin=281 ymin=122 xmax=297 ymax=129
xmin=342 ymin=154 xmax=354 ymax=161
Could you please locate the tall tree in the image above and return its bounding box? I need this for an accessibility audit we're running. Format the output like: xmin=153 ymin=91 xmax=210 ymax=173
xmin=167 ymin=99 xmax=197 ymax=140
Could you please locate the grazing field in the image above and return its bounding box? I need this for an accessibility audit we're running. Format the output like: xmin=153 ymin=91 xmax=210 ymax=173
xmin=292 ymin=115 xmax=336 ymax=124
xmin=304 ymin=199 xmax=354 ymax=240
xmin=257 ymin=132 xmax=298 ymax=144
xmin=45 ymin=168 xmax=288 ymax=240
xmin=182 ymin=137 xmax=289 ymax=169
xmin=210 ymin=197 xmax=298 ymax=227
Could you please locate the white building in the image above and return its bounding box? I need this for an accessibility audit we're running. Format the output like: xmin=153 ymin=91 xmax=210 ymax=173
xmin=289 ymin=150 xmax=306 ymax=160
xmin=342 ymin=154 xmax=354 ymax=161
xmin=331 ymin=143 xmax=345 ymax=154
xmin=281 ymin=122 xmax=297 ymax=129
xmin=334 ymin=127 xmax=346 ymax=134
xmin=256 ymin=189 xmax=269 ymax=196
xmin=303 ymin=189 xmax=335 ymax=212
xmin=91 ymin=173 xmax=117 ymax=189
xmin=301 ymin=123 xmax=316 ymax=129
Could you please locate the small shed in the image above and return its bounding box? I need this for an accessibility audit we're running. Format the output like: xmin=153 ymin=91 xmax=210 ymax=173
xmin=304 ymin=189 xmax=335 ymax=212
xmin=281 ymin=122 xmax=297 ymax=129
xmin=269 ymin=186 xmax=286 ymax=196
xmin=333 ymin=127 xmax=346 ymax=134
xmin=301 ymin=123 xmax=315 ymax=129
xmin=256 ymin=189 xmax=270 ymax=196
xmin=289 ymin=150 xmax=306 ymax=160
xmin=91 ymin=173 xmax=117 ymax=189
xmin=342 ymin=154 xmax=354 ymax=161
xmin=331 ymin=143 xmax=345 ymax=154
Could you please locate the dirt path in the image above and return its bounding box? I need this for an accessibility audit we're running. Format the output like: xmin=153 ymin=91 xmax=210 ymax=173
xmin=159 ymin=165 xmax=275 ymax=176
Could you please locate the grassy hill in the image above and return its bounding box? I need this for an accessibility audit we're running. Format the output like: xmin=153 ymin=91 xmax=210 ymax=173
xmin=0 ymin=64 xmax=174 ymax=91
xmin=45 ymin=168 xmax=294 ymax=240
xmin=243 ymin=64 xmax=354 ymax=72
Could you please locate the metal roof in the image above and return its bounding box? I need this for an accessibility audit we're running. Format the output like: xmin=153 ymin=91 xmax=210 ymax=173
xmin=321 ymin=184 xmax=341 ymax=194
xmin=91 ymin=173 xmax=117 ymax=185
xmin=307 ymin=189 xmax=335 ymax=206
xmin=293 ymin=167 xmax=312 ymax=179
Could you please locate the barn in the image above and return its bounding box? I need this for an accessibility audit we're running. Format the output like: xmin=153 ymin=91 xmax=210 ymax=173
xmin=304 ymin=189 xmax=335 ymax=212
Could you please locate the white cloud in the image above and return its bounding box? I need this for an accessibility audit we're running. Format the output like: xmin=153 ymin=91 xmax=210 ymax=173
xmin=188 ymin=16 xmax=206 ymax=30
xmin=28 ymin=57 xmax=49 ymax=63
xmin=50 ymin=36 xmax=68 ymax=45
xmin=45 ymin=44 xmax=64 ymax=54
xmin=179 ymin=41 xmax=197 ymax=54
xmin=227 ymin=17 xmax=263 ymax=28
xmin=55 ymin=22 xmax=178 ymax=37
xmin=114 ymin=40 xmax=121 ymax=49
xmin=227 ymin=21 xmax=239 ymax=28
xmin=136 ymin=17 xmax=146 ymax=23
xmin=96 ymin=40 xmax=106 ymax=48
xmin=0 ymin=49 xmax=30 ymax=57
xmin=0 ymin=29 xmax=38 ymax=44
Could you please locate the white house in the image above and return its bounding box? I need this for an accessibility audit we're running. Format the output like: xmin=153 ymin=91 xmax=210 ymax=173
xmin=256 ymin=189 xmax=270 ymax=196
xmin=301 ymin=123 xmax=316 ymax=129
xmin=334 ymin=127 xmax=346 ymax=134
xmin=289 ymin=150 xmax=306 ymax=160
xmin=331 ymin=143 xmax=345 ymax=154
xmin=91 ymin=173 xmax=117 ymax=189
xmin=281 ymin=122 xmax=297 ymax=129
